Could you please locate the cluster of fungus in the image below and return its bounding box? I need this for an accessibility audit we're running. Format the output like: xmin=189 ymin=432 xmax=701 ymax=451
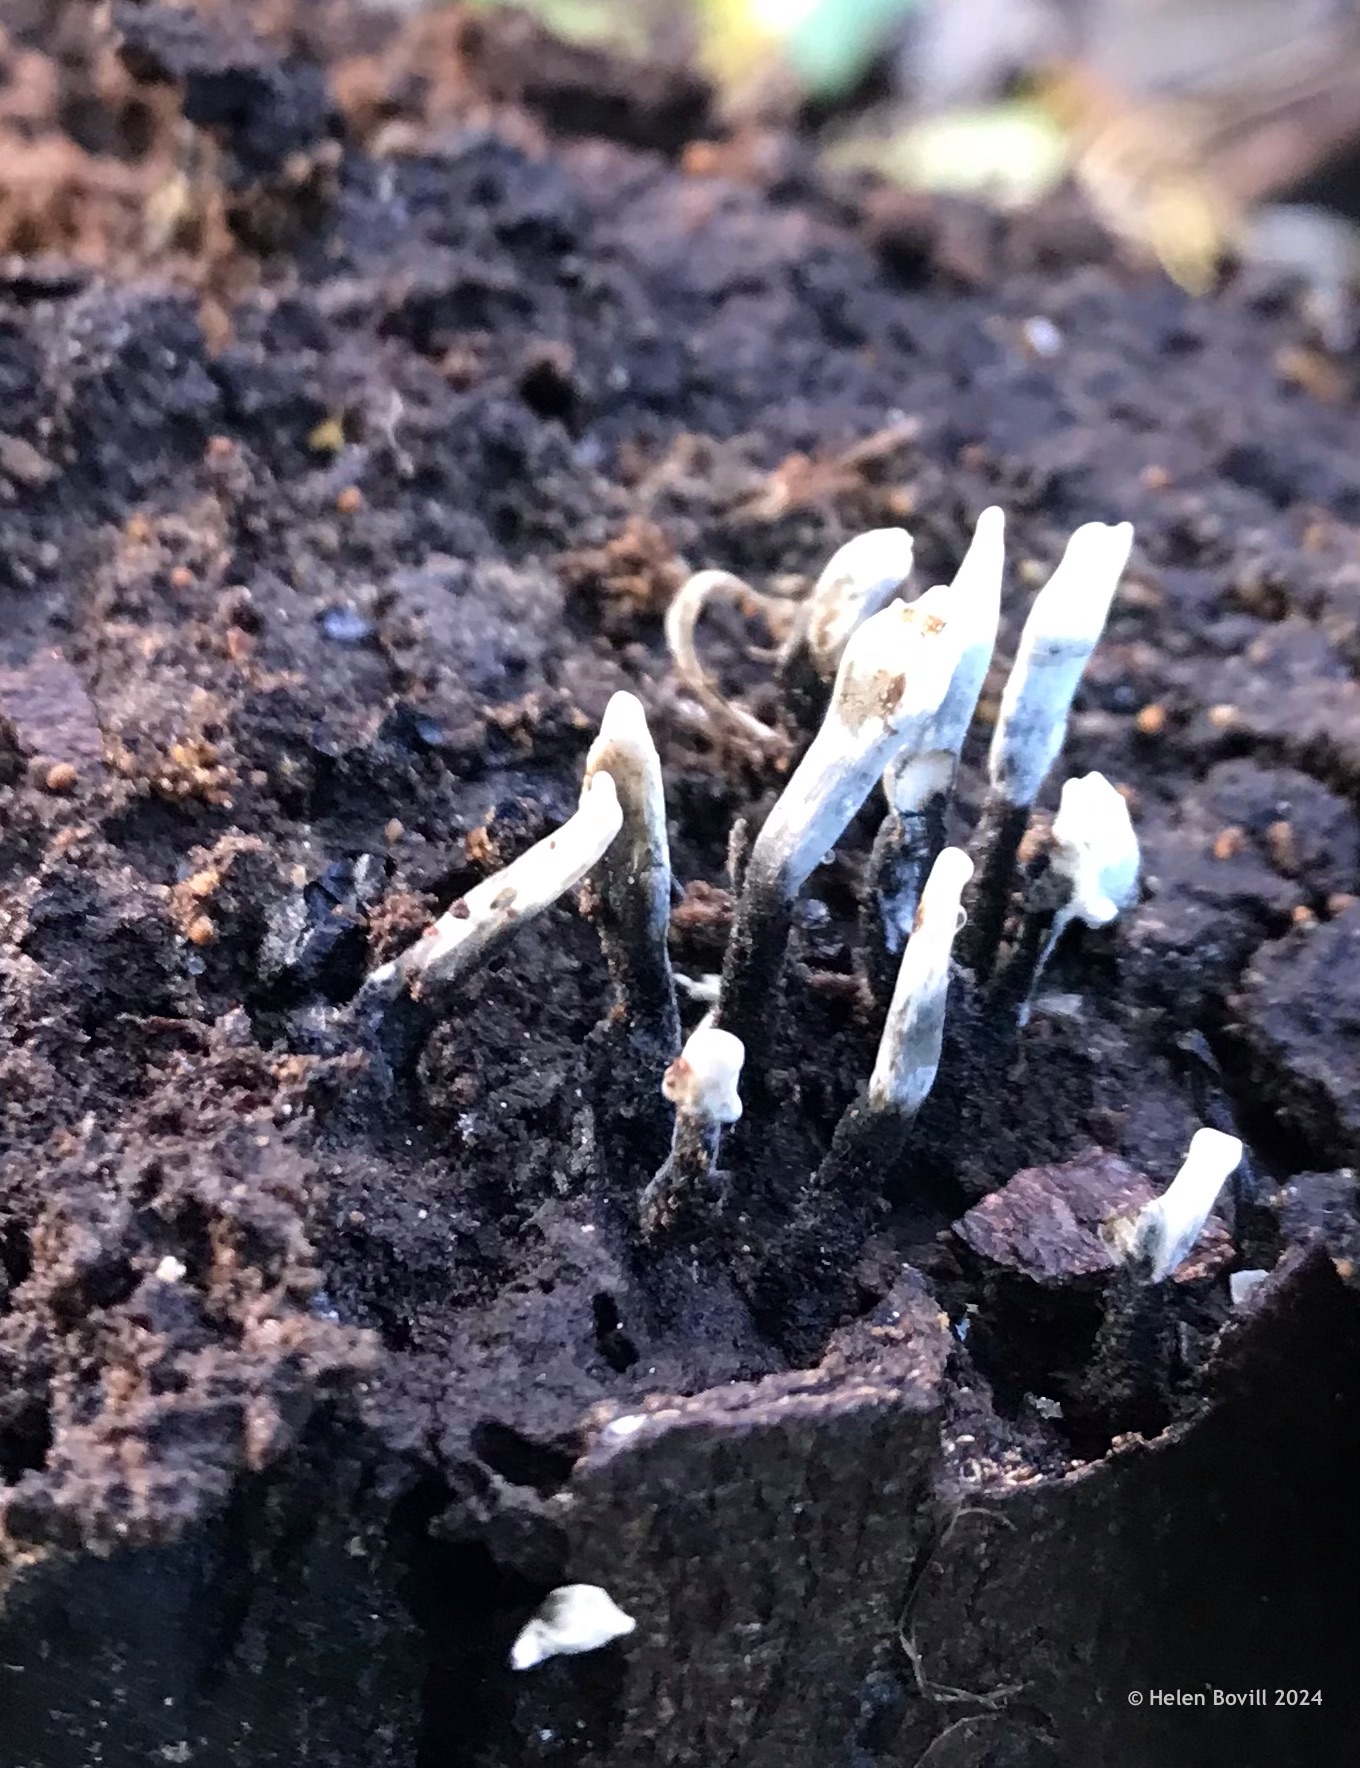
xmin=351 ymin=503 xmax=1254 ymax=1668
xmin=356 ymin=505 xmax=1239 ymax=1264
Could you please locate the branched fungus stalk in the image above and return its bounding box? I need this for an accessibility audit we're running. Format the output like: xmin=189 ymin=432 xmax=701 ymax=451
xmin=992 ymin=770 xmax=1140 ymax=1024
xmin=640 ymin=1019 xmax=745 ymax=1238
xmin=714 ymin=587 xmax=962 ymax=1073
xmin=862 ymin=507 xmax=1004 ymax=1000
xmin=582 ymin=691 xmax=681 ymax=1059
xmin=817 ymin=847 xmax=973 ymax=1193
xmin=959 ymin=521 xmax=1133 ymax=978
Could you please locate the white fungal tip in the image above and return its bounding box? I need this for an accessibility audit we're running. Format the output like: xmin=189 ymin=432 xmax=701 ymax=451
xmin=591 ymin=689 xmax=652 ymax=757
xmin=1051 ymin=771 xmax=1140 ymax=926
xmin=806 ymin=527 xmax=915 ymax=673
xmin=833 ymin=587 xmax=956 ymax=735
xmin=662 ymin=1019 xmax=745 ymax=1125
xmin=1031 ymin=521 xmax=1134 ymax=643
xmin=1131 ymin=1127 xmax=1244 ymax=1283
xmin=509 ymin=1585 xmax=637 ymax=1671
xmin=989 ymin=519 xmax=1134 ymax=804
xmin=154 ymin=1256 xmax=187 ymax=1284
xmin=869 ymin=845 xmax=973 ymax=1114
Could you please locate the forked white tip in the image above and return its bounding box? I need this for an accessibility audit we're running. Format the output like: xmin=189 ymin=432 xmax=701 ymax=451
xmin=989 ymin=520 xmax=1133 ymax=805
xmin=662 ymin=1018 xmax=745 ymax=1125
xmin=1051 ymin=771 xmax=1140 ymax=928
xmin=869 ymin=845 xmax=974 ymax=1116
xmin=509 ymin=1584 xmax=637 ymax=1671
xmin=804 ymin=527 xmax=915 ymax=677
xmin=1131 ymin=1127 xmax=1244 ymax=1283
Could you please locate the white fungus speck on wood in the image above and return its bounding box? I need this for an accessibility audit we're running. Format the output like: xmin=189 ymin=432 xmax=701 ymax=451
xmin=509 ymin=1585 xmax=637 ymax=1670
xmin=752 ymin=587 xmax=961 ymax=902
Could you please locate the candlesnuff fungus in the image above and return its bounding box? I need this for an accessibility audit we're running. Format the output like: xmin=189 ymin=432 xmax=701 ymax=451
xmin=960 ymin=520 xmax=1134 ymax=977
xmin=817 ymin=846 xmax=973 ymax=1192
xmin=993 ymin=770 xmax=1140 ymax=1025
xmin=1087 ymin=1126 xmax=1245 ymax=1434
xmin=778 ymin=526 xmax=915 ymax=717
xmin=582 ymin=691 xmax=681 ymax=1058
xmin=640 ymin=1018 xmax=745 ymax=1237
xmin=664 ymin=568 xmax=786 ymax=751
xmin=715 ymin=585 xmax=962 ymax=1069
xmin=863 ymin=507 xmax=1004 ymax=997
xmin=509 ymin=1584 xmax=637 ymax=1671
xmin=360 ymin=771 xmax=623 ymax=1010
xmin=1129 ymin=1126 xmax=1244 ymax=1283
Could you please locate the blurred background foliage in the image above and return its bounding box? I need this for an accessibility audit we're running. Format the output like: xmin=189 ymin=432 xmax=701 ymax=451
xmin=463 ymin=0 xmax=1360 ymax=301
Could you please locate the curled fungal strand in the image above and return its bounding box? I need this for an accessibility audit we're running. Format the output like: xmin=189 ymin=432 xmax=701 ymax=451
xmin=1130 ymin=1127 xmax=1244 ymax=1283
xmin=665 ymin=568 xmax=786 ymax=749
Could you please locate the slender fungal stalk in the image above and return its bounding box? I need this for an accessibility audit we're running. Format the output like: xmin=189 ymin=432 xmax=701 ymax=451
xmin=583 ymin=691 xmax=681 ymax=1057
xmin=360 ymin=772 xmax=623 ymax=1013
xmin=640 ymin=1019 xmax=745 ymax=1237
xmin=959 ymin=520 xmax=1133 ymax=978
xmin=715 ymin=588 xmax=961 ymax=1069
xmin=817 ymin=847 xmax=973 ymax=1192
xmin=992 ymin=770 xmax=1140 ymax=1024
xmin=862 ymin=508 xmax=1004 ymax=998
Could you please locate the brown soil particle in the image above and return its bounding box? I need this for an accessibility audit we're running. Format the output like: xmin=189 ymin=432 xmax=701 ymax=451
xmin=0 ymin=5 xmax=1358 ymax=1768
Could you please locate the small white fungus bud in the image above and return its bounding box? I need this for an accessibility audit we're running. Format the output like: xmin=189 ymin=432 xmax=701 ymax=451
xmin=752 ymin=587 xmax=959 ymax=901
xmin=869 ymin=846 xmax=974 ymax=1117
xmin=509 ymin=1584 xmax=637 ymax=1671
xmin=1131 ymin=1127 xmax=1244 ymax=1283
xmin=154 ymin=1256 xmax=187 ymax=1284
xmin=662 ymin=1019 xmax=745 ymax=1126
xmin=368 ymin=773 xmax=622 ymax=995
xmin=801 ymin=527 xmax=915 ymax=678
xmin=1050 ymin=771 xmax=1140 ymax=928
xmin=989 ymin=520 xmax=1133 ymax=806
xmin=885 ymin=506 xmax=1004 ymax=814
xmin=1230 ymin=1268 xmax=1270 ymax=1307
